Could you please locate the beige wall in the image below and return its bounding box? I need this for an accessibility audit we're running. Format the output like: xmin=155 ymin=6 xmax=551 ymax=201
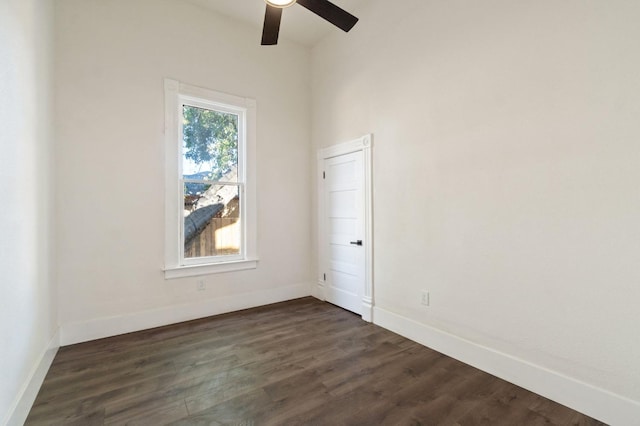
xmin=312 ymin=0 xmax=640 ymax=419
xmin=0 ymin=0 xmax=57 ymax=423
xmin=55 ymin=0 xmax=312 ymax=340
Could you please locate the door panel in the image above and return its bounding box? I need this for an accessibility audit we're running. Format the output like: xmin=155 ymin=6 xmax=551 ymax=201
xmin=323 ymin=151 xmax=365 ymax=315
xmin=329 ymin=217 xmax=356 ymax=235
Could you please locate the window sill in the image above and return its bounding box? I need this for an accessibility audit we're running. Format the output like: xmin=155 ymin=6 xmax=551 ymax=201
xmin=164 ymin=258 xmax=258 ymax=279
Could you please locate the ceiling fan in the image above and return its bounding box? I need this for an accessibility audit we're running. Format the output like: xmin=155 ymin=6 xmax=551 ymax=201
xmin=261 ymin=0 xmax=359 ymax=45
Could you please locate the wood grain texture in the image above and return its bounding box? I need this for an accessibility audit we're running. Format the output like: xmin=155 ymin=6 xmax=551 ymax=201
xmin=26 ymin=298 xmax=605 ymax=425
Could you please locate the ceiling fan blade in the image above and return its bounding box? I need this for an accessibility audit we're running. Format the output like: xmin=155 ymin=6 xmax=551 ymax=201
xmin=296 ymin=0 xmax=358 ymax=32
xmin=261 ymin=5 xmax=283 ymax=45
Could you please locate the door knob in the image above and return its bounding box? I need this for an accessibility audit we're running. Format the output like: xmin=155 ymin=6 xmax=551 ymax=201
xmin=350 ymin=240 xmax=363 ymax=246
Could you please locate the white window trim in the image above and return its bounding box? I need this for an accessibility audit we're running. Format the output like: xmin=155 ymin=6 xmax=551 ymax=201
xmin=163 ymin=79 xmax=258 ymax=279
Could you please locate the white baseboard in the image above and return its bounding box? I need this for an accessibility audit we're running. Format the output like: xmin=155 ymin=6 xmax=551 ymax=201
xmin=61 ymin=283 xmax=311 ymax=346
xmin=374 ymin=307 xmax=640 ymax=426
xmin=361 ymin=296 xmax=373 ymax=322
xmin=5 ymin=330 xmax=59 ymax=426
xmin=311 ymin=280 xmax=325 ymax=301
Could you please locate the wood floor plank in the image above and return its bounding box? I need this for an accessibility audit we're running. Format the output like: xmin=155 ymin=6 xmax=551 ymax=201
xmin=25 ymin=297 xmax=606 ymax=426
xmin=105 ymin=399 xmax=188 ymax=426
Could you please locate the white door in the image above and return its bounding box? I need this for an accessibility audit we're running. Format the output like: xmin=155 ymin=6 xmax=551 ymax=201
xmin=323 ymin=151 xmax=365 ymax=315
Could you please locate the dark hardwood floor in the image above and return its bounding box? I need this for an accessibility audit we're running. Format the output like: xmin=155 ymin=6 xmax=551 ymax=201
xmin=26 ymin=297 xmax=605 ymax=425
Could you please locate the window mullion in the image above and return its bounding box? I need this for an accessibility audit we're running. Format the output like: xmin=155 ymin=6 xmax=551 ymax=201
xmin=182 ymin=179 xmax=242 ymax=185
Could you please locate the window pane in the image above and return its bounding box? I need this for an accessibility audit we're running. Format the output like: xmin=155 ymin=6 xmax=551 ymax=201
xmin=184 ymin=184 xmax=241 ymax=258
xmin=182 ymin=105 xmax=238 ymax=183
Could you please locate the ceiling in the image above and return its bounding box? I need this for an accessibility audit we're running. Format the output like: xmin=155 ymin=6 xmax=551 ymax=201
xmin=186 ymin=0 xmax=368 ymax=47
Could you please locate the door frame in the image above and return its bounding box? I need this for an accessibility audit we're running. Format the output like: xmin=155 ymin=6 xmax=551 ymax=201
xmin=316 ymin=134 xmax=373 ymax=322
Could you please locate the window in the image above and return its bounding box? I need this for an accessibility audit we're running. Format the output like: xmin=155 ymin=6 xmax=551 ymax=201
xmin=164 ymin=79 xmax=257 ymax=278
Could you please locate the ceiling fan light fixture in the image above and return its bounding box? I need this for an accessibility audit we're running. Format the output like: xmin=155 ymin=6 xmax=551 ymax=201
xmin=261 ymin=0 xmax=358 ymax=45
xmin=265 ymin=0 xmax=296 ymax=8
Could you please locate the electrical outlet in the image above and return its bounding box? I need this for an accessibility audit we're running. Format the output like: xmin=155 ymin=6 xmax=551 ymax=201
xmin=197 ymin=279 xmax=206 ymax=291
xmin=421 ymin=290 xmax=430 ymax=306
